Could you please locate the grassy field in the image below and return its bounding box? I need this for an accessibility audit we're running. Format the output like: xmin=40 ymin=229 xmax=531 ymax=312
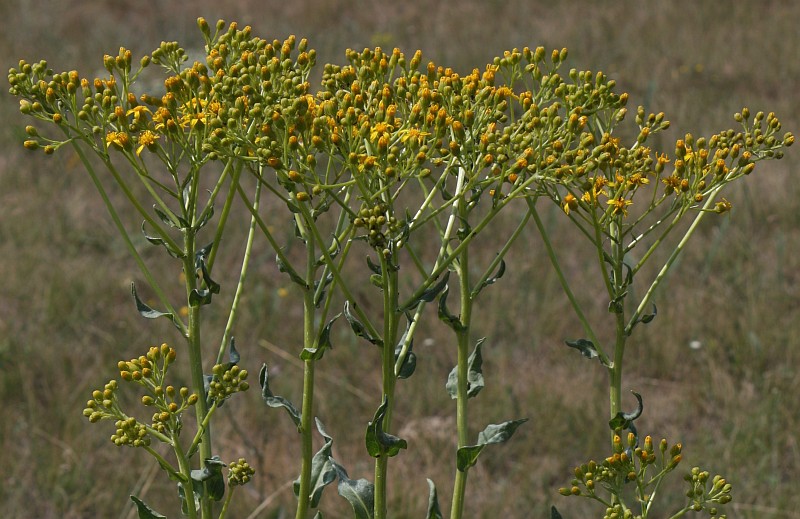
xmin=2 ymin=1 xmax=800 ymax=518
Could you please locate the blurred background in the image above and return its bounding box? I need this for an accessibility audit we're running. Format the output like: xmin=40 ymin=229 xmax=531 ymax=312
xmin=2 ymin=1 xmax=799 ymax=517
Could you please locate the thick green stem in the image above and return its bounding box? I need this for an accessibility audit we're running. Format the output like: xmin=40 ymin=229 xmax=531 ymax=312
xmin=608 ymin=219 xmax=626 ymax=442
xmin=374 ymin=253 xmax=399 ymax=519
xmin=449 ymin=245 xmax=472 ymax=519
xmin=182 ymin=229 xmax=213 ymax=519
xmin=173 ymin=438 xmax=199 ymax=519
xmin=295 ymin=220 xmax=318 ymax=519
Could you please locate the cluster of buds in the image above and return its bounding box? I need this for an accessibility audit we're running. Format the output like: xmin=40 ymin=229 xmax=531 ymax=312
xmin=83 ymin=380 xmax=151 ymax=448
xmin=684 ymin=466 xmax=732 ymax=516
xmin=111 ymin=417 xmax=150 ymax=447
xmin=227 ymin=458 xmax=255 ymax=486
xmin=560 ymin=433 xmax=682 ymax=499
xmin=559 ymin=433 xmax=732 ymax=518
xmin=117 ymin=344 xmax=199 ymax=436
xmin=207 ymin=363 xmax=249 ymax=404
xmin=83 ymin=344 xmax=198 ymax=444
xmin=601 ymin=504 xmax=636 ymax=519
xmin=83 ymin=379 xmax=122 ymax=423
xmin=352 ymin=202 xmax=403 ymax=251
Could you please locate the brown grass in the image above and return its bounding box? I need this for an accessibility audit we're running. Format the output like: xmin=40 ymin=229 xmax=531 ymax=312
xmin=2 ymin=1 xmax=800 ymax=517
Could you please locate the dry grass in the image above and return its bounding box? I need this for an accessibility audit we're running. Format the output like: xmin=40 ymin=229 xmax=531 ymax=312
xmin=2 ymin=1 xmax=800 ymax=517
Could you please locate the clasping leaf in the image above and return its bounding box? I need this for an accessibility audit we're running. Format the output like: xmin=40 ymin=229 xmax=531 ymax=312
xmin=456 ymin=419 xmax=527 ymax=471
xmin=365 ymin=396 xmax=407 ymax=458
xmin=259 ymin=364 xmax=301 ymax=428
xmin=446 ymin=338 xmax=485 ymax=399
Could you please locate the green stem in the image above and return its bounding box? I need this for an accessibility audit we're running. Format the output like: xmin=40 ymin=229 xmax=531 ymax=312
xmin=216 ymin=176 xmax=260 ymax=365
xmin=527 ymin=199 xmax=607 ymax=365
xmin=172 ymin=435 xmax=199 ymax=519
xmin=219 ymin=486 xmax=235 ymax=519
xmin=608 ymin=219 xmax=626 ymax=446
xmin=470 ymin=210 xmax=530 ymax=297
xmin=182 ymin=229 xmax=213 ymax=519
xmin=449 ymin=240 xmax=472 ymax=519
xmin=207 ymin=160 xmax=243 ymax=271
xmin=628 ymin=189 xmax=722 ymax=333
xmin=374 ymin=252 xmax=399 ymax=519
xmin=68 ymin=141 xmax=186 ymax=335
xmin=295 ymin=237 xmax=318 ymax=519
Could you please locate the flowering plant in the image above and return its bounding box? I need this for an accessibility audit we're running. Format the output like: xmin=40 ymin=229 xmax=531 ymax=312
xmin=9 ymin=18 xmax=791 ymax=519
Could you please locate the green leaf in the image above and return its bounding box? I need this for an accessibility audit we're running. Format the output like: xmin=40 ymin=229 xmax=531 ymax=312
xmin=313 ymin=513 xmax=324 ymax=519
xmin=471 ymin=258 xmax=506 ymax=297
xmin=190 ymin=456 xmax=226 ymax=502
xmin=395 ymin=320 xmax=417 ymax=379
xmin=446 ymin=338 xmax=485 ymax=399
xmin=131 ymin=283 xmax=180 ymax=330
xmin=608 ymin=291 xmax=627 ymax=314
xmin=608 ymin=391 xmax=643 ymax=431
xmin=395 ymin=348 xmax=416 ymax=379
xmin=551 ymin=506 xmax=564 ymax=519
xmin=177 ymin=480 xmax=202 ymax=516
xmin=369 ymin=273 xmax=383 ymax=288
xmin=227 ymin=337 xmax=240 ymax=365
xmin=277 ymin=253 xmax=308 ymax=288
xmin=641 ymin=304 xmax=657 ymax=324
xmin=400 ymin=271 xmax=450 ymax=311
xmin=344 ymin=301 xmax=383 ymax=347
xmin=313 ymin=273 xmax=334 ymax=308
xmin=365 ymin=396 xmax=407 ymax=458
xmin=331 ymin=459 xmax=374 ymax=519
xmin=285 ymin=198 xmax=301 ymax=214
xmin=565 ymin=338 xmax=598 ymax=360
xmin=294 ymin=418 xmax=337 ymax=508
xmin=456 ymin=220 xmax=472 ymax=241
xmin=195 ymin=245 xmax=220 ymax=295
xmin=189 ymin=244 xmax=220 ymax=307
xmin=301 ymin=314 xmax=341 ymax=361
xmin=130 ymin=495 xmax=166 ymax=519
xmin=425 ymin=479 xmax=443 ymax=519
xmin=437 ymin=285 xmax=464 ymax=331
xmin=259 ymin=364 xmax=301 ymax=428
xmin=456 ymin=418 xmax=527 ymax=471
xmin=366 ymin=254 xmax=382 ymax=275
xmin=153 ymin=205 xmax=182 ymax=229
xmin=195 ymin=204 xmax=214 ymax=231
xmin=141 ymin=221 xmax=183 ymax=258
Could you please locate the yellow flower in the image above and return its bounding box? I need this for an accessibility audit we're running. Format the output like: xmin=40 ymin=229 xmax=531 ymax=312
xmin=562 ymin=193 xmax=578 ymax=215
xmin=397 ymin=127 xmax=430 ymax=146
xmin=607 ymin=197 xmax=633 ymax=216
xmin=152 ymin=107 xmax=172 ymax=131
xmin=105 ymin=131 xmax=129 ymax=150
xmin=126 ymin=105 xmax=151 ymax=124
xmin=626 ymin=172 xmax=649 ymax=188
xmin=136 ymin=130 xmax=159 ymax=156
xmin=370 ymin=121 xmax=393 ymax=143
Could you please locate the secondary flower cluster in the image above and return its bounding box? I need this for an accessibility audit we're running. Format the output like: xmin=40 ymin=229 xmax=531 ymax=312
xmin=207 ymin=362 xmax=250 ymax=404
xmin=560 ymin=432 xmax=730 ymax=518
xmin=227 ymin=457 xmax=255 ymax=486
xmin=82 ymin=344 xmax=199 ymax=446
xmin=559 ymin=433 xmax=681 ymax=498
